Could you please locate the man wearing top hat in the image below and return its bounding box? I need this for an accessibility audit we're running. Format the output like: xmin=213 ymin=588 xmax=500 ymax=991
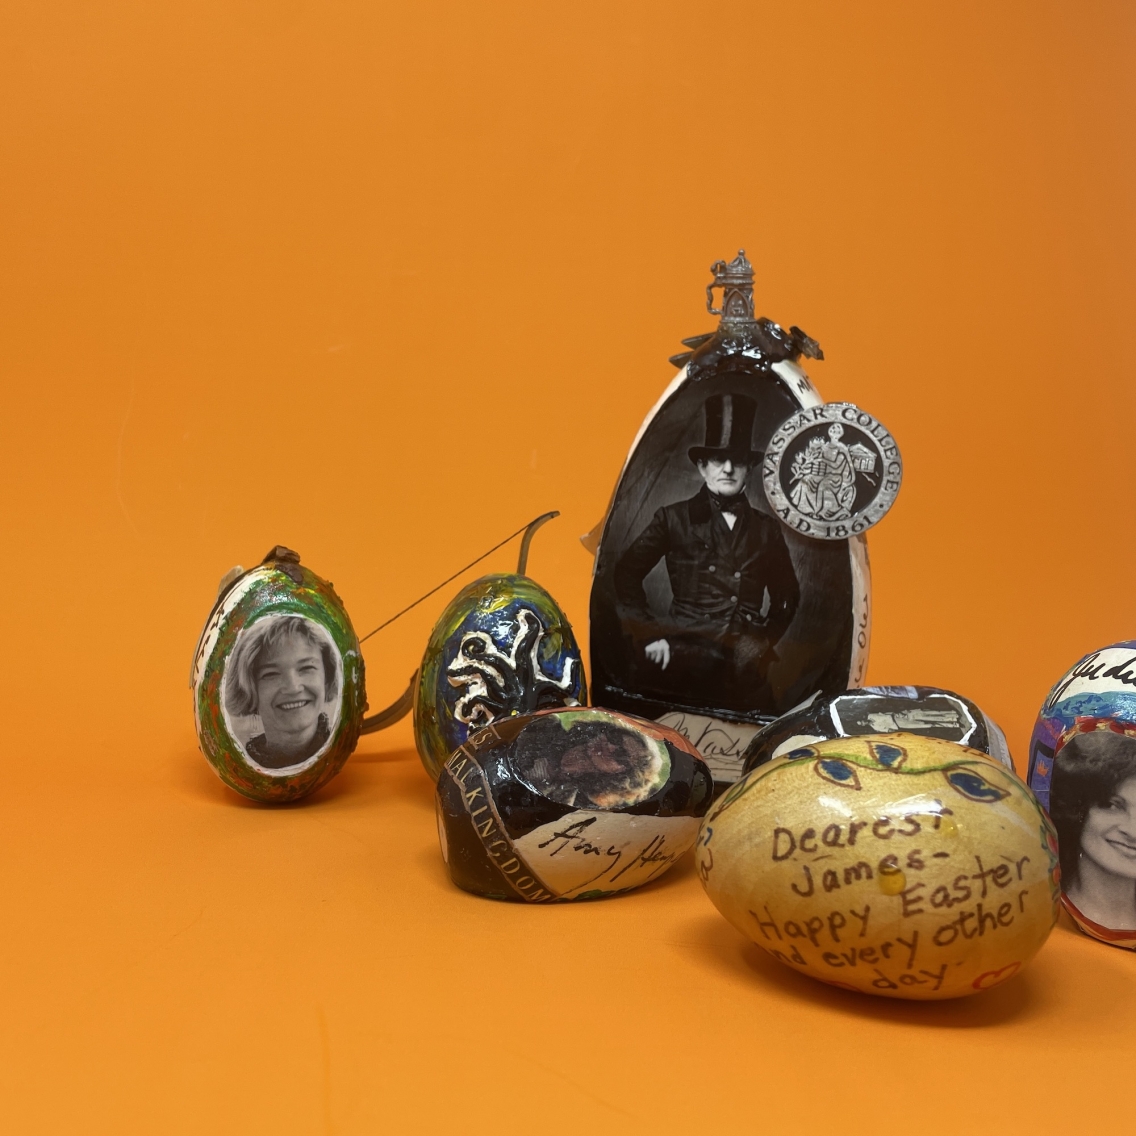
xmin=612 ymin=391 xmax=800 ymax=712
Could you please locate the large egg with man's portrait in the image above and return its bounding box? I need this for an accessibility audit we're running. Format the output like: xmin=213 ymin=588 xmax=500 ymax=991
xmin=435 ymin=707 xmax=713 ymax=902
xmin=191 ymin=546 xmax=366 ymax=803
xmin=698 ymin=734 xmax=1060 ymax=999
xmin=588 ymin=252 xmax=878 ymax=793
xmin=1029 ymin=640 xmax=1136 ymax=949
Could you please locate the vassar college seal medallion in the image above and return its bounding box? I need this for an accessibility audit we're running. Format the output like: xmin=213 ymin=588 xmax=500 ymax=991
xmin=762 ymin=403 xmax=902 ymax=539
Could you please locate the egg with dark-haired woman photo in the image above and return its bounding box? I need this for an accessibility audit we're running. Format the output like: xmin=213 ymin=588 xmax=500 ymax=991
xmin=1046 ymin=724 xmax=1136 ymax=948
xmin=1029 ymin=640 xmax=1136 ymax=948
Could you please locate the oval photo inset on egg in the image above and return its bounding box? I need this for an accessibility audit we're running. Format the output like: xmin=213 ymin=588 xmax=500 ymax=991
xmin=1049 ymin=722 xmax=1136 ymax=948
xmin=221 ymin=613 xmax=345 ymax=776
xmin=509 ymin=709 xmax=672 ymax=810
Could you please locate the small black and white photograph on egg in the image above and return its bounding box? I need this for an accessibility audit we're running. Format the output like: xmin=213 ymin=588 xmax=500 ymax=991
xmin=1051 ymin=728 xmax=1136 ymax=934
xmin=829 ymin=690 xmax=977 ymax=744
xmin=222 ymin=613 xmax=342 ymax=771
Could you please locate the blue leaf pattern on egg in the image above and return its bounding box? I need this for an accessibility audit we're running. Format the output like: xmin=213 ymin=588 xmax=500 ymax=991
xmin=871 ymin=742 xmax=907 ymax=768
xmin=814 ymin=758 xmax=862 ymax=790
xmin=945 ymin=769 xmax=1009 ymax=803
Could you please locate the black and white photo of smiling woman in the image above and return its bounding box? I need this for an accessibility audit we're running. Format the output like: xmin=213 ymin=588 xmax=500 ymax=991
xmin=223 ymin=614 xmax=342 ymax=770
xmin=1051 ymin=727 xmax=1136 ymax=945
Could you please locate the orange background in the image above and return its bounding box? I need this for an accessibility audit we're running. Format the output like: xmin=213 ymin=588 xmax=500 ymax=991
xmin=2 ymin=2 xmax=1134 ymax=1132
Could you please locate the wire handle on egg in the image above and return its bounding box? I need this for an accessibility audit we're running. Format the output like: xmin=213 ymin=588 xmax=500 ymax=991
xmin=357 ymin=511 xmax=560 ymax=645
xmin=356 ymin=511 xmax=560 ymax=734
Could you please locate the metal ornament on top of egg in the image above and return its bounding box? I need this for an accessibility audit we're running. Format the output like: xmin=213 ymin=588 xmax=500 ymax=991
xmin=1029 ymin=640 xmax=1136 ymax=950
xmin=413 ymin=513 xmax=587 ymax=782
xmin=190 ymin=546 xmax=412 ymax=804
xmin=436 ymin=706 xmax=714 ymax=902
xmin=587 ymin=250 xmax=902 ymax=791
xmin=698 ymin=733 xmax=1059 ymax=999
xmin=742 ymin=685 xmax=1013 ymax=775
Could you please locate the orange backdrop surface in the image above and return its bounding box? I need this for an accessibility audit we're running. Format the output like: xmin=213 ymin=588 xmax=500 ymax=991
xmin=2 ymin=2 xmax=1135 ymax=1133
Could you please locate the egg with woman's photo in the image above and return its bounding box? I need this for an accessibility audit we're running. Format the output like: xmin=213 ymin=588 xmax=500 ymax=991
xmin=192 ymin=546 xmax=366 ymax=803
xmin=223 ymin=614 xmax=342 ymax=769
xmin=1029 ymin=641 xmax=1136 ymax=948
xmin=1043 ymin=722 xmax=1136 ymax=949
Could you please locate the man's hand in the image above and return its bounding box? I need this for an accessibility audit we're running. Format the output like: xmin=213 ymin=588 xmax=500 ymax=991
xmin=645 ymin=639 xmax=671 ymax=670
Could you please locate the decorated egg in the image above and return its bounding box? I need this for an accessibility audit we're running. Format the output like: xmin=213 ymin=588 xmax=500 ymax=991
xmin=587 ymin=250 xmax=899 ymax=791
xmin=743 ymin=685 xmax=1013 ymax=775
xmin=698 ymin=734 xmax=1059 ymax=999
xmin=436 ymin=707 xmax=713 ymax=902
xmin=191 ymin=546 xmax=366 ymax=803
xmin=1029 ymin=641 xmax=1136 ymax=949
xmin=414 ymin=520 xmax=586 ymax=781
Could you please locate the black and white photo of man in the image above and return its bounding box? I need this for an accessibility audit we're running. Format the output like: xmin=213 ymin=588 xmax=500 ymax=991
xmin=612 ymin=392 xmax=799 ymax=713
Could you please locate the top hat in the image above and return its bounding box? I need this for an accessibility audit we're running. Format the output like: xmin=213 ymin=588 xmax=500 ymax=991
xmin=688 ymin=392 xmax=762 ymax=464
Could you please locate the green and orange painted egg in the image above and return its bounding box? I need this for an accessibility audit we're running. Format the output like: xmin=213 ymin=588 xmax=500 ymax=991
xmin=414 ymin=571 xmax=586 ymax=781
xmin=191 ymin=546 xmax=366 ymax=803
xmin=698 ymin=733 xmax=1059 ymax=999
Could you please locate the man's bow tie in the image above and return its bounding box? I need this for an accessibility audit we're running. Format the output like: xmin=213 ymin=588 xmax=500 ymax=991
xmin=710 ymin=491 xmax=747 ymax=515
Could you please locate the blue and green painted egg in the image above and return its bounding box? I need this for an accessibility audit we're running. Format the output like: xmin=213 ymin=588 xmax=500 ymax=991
xmin=414 ymin=572 xmax=586 ymax=781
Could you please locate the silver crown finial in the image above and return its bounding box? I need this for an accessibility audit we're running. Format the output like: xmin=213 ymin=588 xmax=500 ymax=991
xmin=706 ymin=249 xmax=755 ymax=325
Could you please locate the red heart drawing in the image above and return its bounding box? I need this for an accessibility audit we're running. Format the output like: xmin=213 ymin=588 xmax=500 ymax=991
xmin=972 ymin=962 xmax=1021 ymax=990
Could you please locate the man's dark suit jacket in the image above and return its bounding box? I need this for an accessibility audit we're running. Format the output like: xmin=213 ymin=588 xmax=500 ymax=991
xmin=613 ymin=486 xmax=799 ymax=654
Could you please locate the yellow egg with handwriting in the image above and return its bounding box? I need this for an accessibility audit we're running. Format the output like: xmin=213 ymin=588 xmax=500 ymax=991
xmin=697 ymin=733 xmax=1060 ymax=999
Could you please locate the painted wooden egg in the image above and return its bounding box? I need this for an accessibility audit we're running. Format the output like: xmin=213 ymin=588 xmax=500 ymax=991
xmin=1029 ymin=641 xmax=1136 ymax=949
xmin=698 ymin=733 xmax=1059 ymax=999
xmin=743 ymin=685 xmax=1013 ymax=775
xmin=436 ymin=707 xmax=713 ymax=902
xmin=414 ymin=573 xmax=586 ymax=782
xmin=191 ymin=546 xmax=366 ymax=803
